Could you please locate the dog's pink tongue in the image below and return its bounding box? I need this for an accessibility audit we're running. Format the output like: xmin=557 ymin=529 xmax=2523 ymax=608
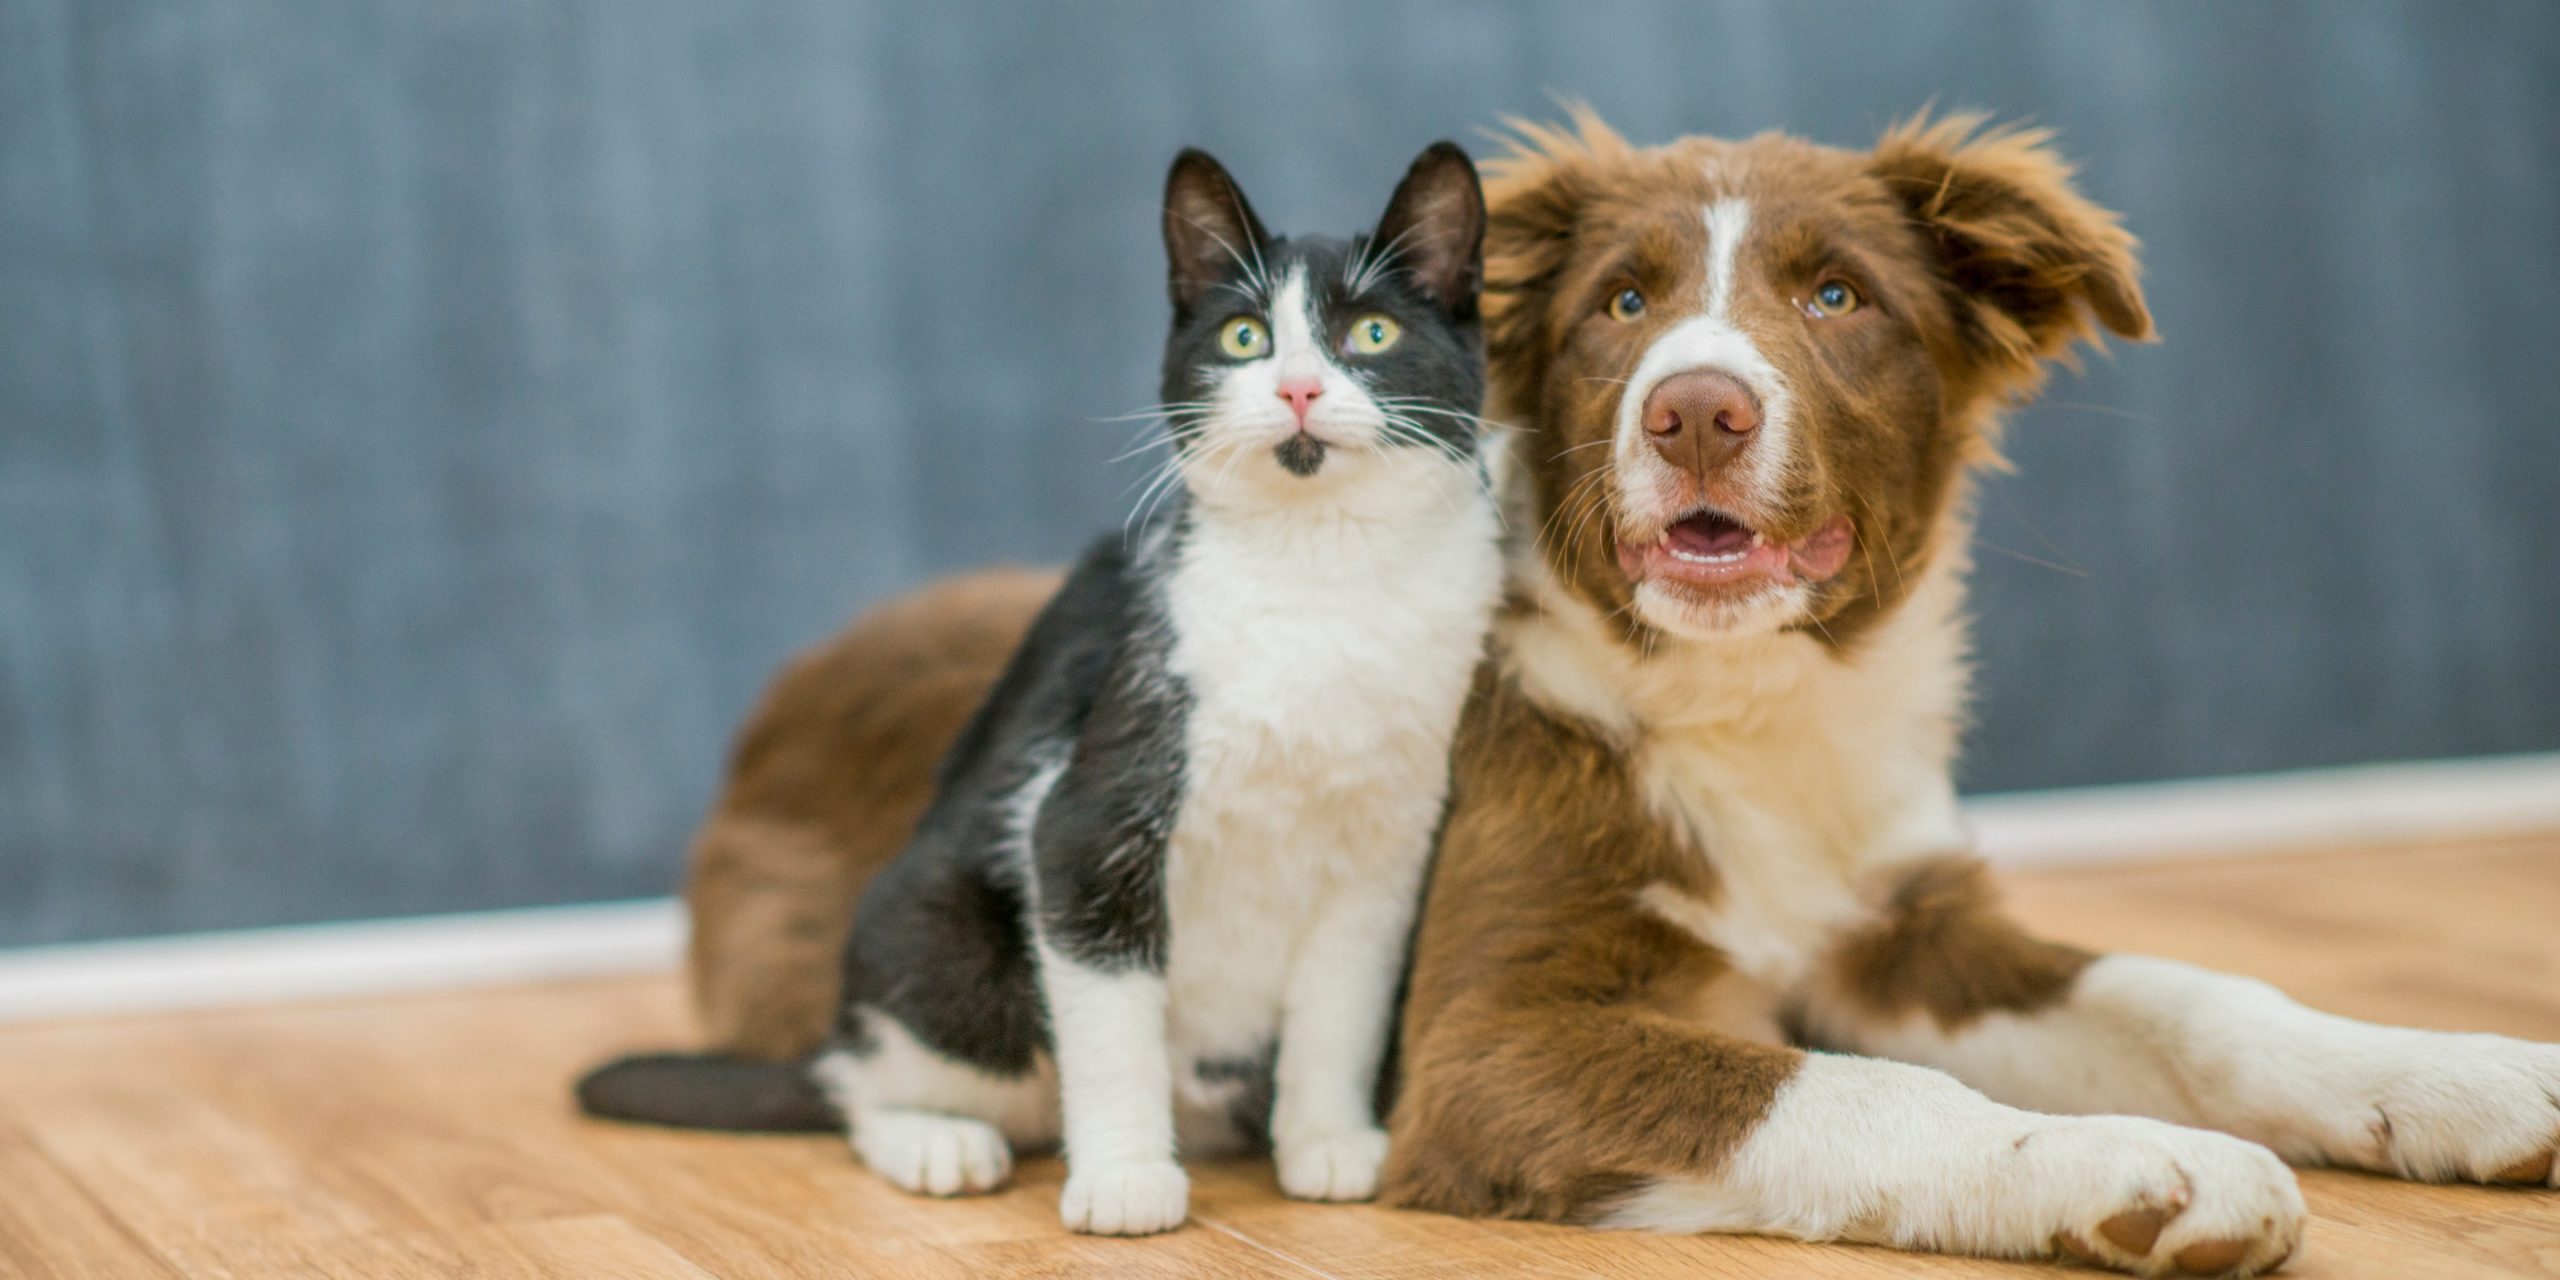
xmin=1788 ymin=517 xmax=1856 ymax=582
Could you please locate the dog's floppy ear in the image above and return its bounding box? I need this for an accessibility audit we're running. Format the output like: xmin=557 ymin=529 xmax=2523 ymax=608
xmin=1481 ymin=105 xmax=1626 ymax=377
xmin=1870 ymin=113 xmax=2152 ymax=384
xmin=1369 ymin=141 xmax=1486 ymax=317
xmin=1163 ymin=149 xmax=1273 ymax=311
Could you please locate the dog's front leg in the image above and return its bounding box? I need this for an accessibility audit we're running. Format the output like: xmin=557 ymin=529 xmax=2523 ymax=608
xmin=1803 ymin=857 xmax=2560 ymax=1187
xmin=1389 ymin=993 xmax=2303 ymax=1275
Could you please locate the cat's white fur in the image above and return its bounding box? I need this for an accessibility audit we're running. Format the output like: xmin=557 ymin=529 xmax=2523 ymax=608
xmin=819 ymin=264 xmax=1506 ymax=1235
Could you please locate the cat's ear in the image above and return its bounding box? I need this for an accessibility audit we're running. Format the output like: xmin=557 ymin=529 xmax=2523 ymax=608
xmin=1163 ymin=149 xmax=1274 ymax=311
xmin=1368 ymin=141 xmax=1485 ymax=317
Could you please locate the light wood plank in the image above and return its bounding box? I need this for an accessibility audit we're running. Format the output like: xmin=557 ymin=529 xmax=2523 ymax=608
xmin=0 ymin=835 xmax=2553 ymax=1278
xmin=0 ymin=1128 xmax=186 ymax=1280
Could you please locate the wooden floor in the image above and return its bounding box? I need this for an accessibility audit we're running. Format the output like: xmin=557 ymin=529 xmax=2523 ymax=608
xmin=3 ymin=836 xmax=2557 ymax=1279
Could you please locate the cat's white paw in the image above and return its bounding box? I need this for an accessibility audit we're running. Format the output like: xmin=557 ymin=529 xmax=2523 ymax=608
xmin=1060 ymin=1160 xmax=1189 ymax=1235
xmin=1276 ymin=1126 xmax=1389 ymax=1202
xmin=852 ymin=1109 xmax=1014 ymax=1197
xmin=2305 ymin=1032 xmax=2560 ymax=1185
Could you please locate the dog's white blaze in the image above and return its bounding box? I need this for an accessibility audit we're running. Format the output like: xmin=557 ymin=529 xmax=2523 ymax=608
xmin=1609 ymin=195 xmax=1805 ymax=635
xmin=1597 ymin=1052 xmax=2306 ymax=1270
xmin=1702 ymin=197 xmax=1751 ymax=323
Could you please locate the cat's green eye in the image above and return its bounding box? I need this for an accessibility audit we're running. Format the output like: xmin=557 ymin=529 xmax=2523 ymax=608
xmin=1345 ymin=314 xmax=1402 ymax=356
xmin=1607 ymin=287 xmax=1646 ymax=322
xmin=1218 ymin=316 xmax=1270 ymax=359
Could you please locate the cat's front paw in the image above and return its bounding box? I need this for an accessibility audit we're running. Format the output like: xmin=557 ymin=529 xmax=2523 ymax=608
xmin=1059 ymin=1160 xmax=1190 ymax=1235
xmin=1276 ymin=1126 xmax=1389 ymax=1201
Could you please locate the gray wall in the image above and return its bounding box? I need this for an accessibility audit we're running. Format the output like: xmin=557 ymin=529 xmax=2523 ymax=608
xmin=5 ymin=1 xmax=2556 ymax=946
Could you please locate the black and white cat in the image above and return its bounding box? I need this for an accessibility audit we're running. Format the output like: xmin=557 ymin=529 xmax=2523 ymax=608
xmin=580 ymin=143 xmax=1503 ymax=1236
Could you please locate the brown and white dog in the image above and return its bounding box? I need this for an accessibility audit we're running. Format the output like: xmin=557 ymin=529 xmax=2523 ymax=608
xmin=672 ymin=113 xmax=2560 ymax=1275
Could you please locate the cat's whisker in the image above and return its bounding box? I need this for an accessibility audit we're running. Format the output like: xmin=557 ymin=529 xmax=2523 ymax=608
xmin=1345 ymin=224 xmax=1420 ymax=295
xmin=1110 ymin=435 xmax=1183 ymax=465
xmin=1089 ymin=401 xmax=1217 ymax=425
xmin=1122 ymin=449 xmax=1196 ymax=544
xmin=1171 ymin=211 xmax=1271 ymax=300
xmin=1371 ymin=397 xmax=1515 ymax=433
xmin=1372 ymin=415 xmax=1481 ymax=524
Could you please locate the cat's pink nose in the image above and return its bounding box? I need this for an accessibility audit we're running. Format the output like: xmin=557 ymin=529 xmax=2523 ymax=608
xmin=1276 ymin=377 xmax=1324 ymax=426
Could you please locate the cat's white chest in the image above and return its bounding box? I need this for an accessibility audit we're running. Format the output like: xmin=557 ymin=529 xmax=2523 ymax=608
xmin=1152 ymin=495 xmax=1502 ymax=1067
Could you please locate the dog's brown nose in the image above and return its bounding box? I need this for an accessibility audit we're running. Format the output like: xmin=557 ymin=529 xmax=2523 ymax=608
xmin=1642 ymin=370 xmax=1760 ymax=474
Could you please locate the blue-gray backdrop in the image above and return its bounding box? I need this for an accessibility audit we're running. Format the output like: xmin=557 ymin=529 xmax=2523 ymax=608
xmin=5 ymin=1 xmax=2557 ymax=946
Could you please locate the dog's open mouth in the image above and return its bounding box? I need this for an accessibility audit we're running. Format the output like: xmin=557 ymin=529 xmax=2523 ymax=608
xmin=1616 ymin=508 xmax=1856 ymax=592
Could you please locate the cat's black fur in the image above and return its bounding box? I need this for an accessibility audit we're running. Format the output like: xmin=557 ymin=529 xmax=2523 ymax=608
xmin=578 ymin=143 xmax=1490 ymax=1150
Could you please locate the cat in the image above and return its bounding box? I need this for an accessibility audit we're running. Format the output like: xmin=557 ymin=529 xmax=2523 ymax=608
xmin=578 ymin=141 xmax=1503 ymax=1237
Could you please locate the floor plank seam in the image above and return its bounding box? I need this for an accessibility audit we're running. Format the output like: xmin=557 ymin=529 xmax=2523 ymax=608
xmin=1197 ymin=1214 xmax=1347 ymax=1278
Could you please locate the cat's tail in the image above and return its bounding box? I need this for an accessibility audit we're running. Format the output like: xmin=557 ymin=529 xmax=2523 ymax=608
xmin=574 ymin=1051 xmax=837 ymax=1132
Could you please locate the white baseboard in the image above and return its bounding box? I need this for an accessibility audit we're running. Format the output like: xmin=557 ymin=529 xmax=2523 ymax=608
xmin=2 ymin=753 xmax=2553 ymax=1025
xmin=0 ymin=899 xmax=684 ymax=1025
xmin=1968 ymin=751 xmax=2560 ymax=867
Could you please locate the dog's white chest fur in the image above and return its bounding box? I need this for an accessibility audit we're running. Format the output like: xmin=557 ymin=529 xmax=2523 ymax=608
xmin=1156 ymin=490 xmax=1502 ymax=1068
xmin=1509 ymin=544 xmax=1976 ymax=990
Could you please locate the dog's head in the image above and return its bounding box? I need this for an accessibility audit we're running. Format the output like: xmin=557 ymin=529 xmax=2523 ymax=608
xmin=1487 ymin=110 xmax=2151 ymax=642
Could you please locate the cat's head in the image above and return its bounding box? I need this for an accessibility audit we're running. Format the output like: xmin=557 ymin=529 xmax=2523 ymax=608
xmin=1154 ymin=143 xmax=1489 ymax=502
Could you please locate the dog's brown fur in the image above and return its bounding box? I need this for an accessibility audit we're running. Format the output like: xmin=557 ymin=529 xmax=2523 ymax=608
xmin=1380 ymin=664 xmax=1802 ymax=1220
xmin=1378 ymin=109 xmax=2147 ymax=1219
xmin=679 ymin=106 xmax=2148 ymax=1230
xmin=1490 ymin=110 xmax=2146 ymax=647
xmin=1824 ymin=857 xmax=2093 ymax=1032
xmin=685 ymin=568 xmax=1056 ymax=1059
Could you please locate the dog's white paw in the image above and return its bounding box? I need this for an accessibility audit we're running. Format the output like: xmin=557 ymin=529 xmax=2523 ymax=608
xmin=2029 ymin=1116 xmax=2305 ymax=1277
xmin=1060 ymin=1160 xmax=1189 ymax=1236
xmin=852 ymin=1109 xmax=1014 ymax=1197
xmin=2310 ymin=1032 xmax=2560 ymax=1185
xmin=1276 ymin=1127 xmax=1389 ymax=1202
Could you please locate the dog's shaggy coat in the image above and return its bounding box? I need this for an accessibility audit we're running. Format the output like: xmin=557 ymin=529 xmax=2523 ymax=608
xmin=664 ymin=113 xmax=2560 ymax=1276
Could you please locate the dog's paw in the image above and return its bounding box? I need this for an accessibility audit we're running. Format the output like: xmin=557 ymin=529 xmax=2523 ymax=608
xmin=2033 ymin=1117 xmax=2305 ymax=1277
xmin=1060 ymin=1160 xmax=1190 ymax=1236
xmin=1276 ymin=1127 xmax=1389 ymax=1202
xmin=852 ymin=1109 xmax=1015 ymax=1197
xmin=2331 ymin=1033 xmax=2560 ymax=1186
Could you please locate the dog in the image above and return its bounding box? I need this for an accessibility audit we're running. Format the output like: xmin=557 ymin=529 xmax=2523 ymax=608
xmin=667 ymin=113 xmax=2560 ymax=1275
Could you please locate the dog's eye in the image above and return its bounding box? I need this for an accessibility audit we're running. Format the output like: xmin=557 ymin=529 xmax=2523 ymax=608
xmin=1344 ymin=314 xmax=1402 ymax=356
xmin=1218 ymin=316 xmax=1270 ymax=358
xmin=1805 ymin=280 xmax=1863 ymax=319
xmin=1606 ymin=287 xmax=1647 ymax=322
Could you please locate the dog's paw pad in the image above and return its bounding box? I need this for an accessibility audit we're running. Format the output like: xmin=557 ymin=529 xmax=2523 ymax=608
xmin=2098 ymin=1202 xmax=2178 ymax=1256
xmin=2329 ymin=1035 xmax=2560 ymax=1185
xmin=2173 ymin=1237 xmax=2256 ymax=1275
xmin=2488 ymin=1146 xmax=2555 ymax=1186
xmin=2041 ymin=1122 xmax=2302 ymax=1276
